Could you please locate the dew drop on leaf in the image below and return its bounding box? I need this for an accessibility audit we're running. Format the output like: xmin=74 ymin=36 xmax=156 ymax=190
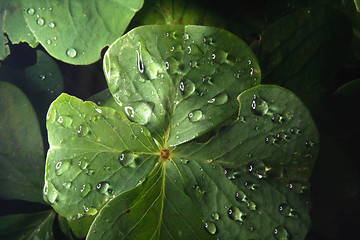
xmin=208 ymin=92 xmax=228 ymax=105
xmin=273 ymin=225 xmax=289 ymax=240
xmin=179 ymin=79 xmax=195 ymax=98
xmin=247 ymin=160 xmax=269 ymax=179
xmin=84 ymin=206 xmax=98 ymax=216
xmin=211 ymin=212 xmax=220 ymax=220
xmin=77 ymin=124 xmax=90 ymax=137
xmin=66 ymin=48 xmax=77 ymax=58
xmin=27 ymin=8 xmax=35 ymax=15
xmin=48 ymin=22 xmax=55 ymax=28
xmin=119 ymin=150 xmax=135 ymax=167
xmin=136 ymin=44 xmax=144 ymax=74
xmin=251 ymin=95 xmax=269 ymax=116
xmin=125 ymin=101 xmax=154 ymax=125
xmin=80 ymin=184 xmax=91 ymax=198
xmin=278 ymin=203 xmax=299 ymax=218
xmin=204 ymin=221 xmax=217 ymax=235
xmin=227 ymin=206 xmax=245 ymax=222
xmin=188 ymin=109 xmax=204 ymax=122
xmin=36 ymin=18 xmax=45 ymax=26
xmin=203 ymin=36 xmax=214 ymax=45
xmin=55 ymin=160 xmax=70 ymax=176
xmin=96 ymin=181 xmax=110 ymax=194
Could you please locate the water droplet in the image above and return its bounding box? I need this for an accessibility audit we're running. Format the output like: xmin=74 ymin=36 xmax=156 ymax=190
xmin=55 ymin=160 xmax=70 ymax=176
xmin=84 ymin=206 xmax=98 ymax=216
xmin=227 ymin=206 xmax=245 ymax=222
xmin=179 ymin=79 xmax=195 ymax=98
xmin=273 ymin=225 xmax=289 ymax=239
xmin=96 ymin=181 xmax=110 ymax=194
xmin=271 ymin=113 xmax=284 ymax=123
xmin=202 ymin=75 xmax=213 ymax=84
xmin=80 ymin=184 xmax=91 ymax=198
xmin=251 ymin=95 xmax=269 ymax=116
xmin=305 ymin=140 xmax=314 ymax=147
xmin=279 ymin=203 xmax=299 ymax=218
xmin=76 ymin=124 xmax=89 ymax=137
xmin=36 ymin=18 xmax=45 ymax=26
xmin=63 ymin=181 xmax=72 ymax=189
xmin=286 ymin=181 xmax=306 ymax=194
xmin=188 ymin=109 xmax=204 ymax=122
xmin=66 ymin=48 xmax=77 ymax=58
xmin=224 ymin=169 xmax=239 ymax=180
xmin=187 ymin=44 xmax=202 ymax=55
xmin=180 ymin=158 xmax=189 ymax=164
xmin=193 ymin=184 xmax=205 ymax=195
xmin=203 ymin=36 xmax=214 ymax=45
xmin=265 ymin=135 xmax=277 ymax=144
xmin=244 ymin=181 xmax=259 ymax=190
xmin=276 ymin=132 xmax=289 ymax=141
xmin=165 ymin=57 xmax=180 ymax=74
xmin=211 ymin=212 xmax=220 ymax=220
xmin=46 ymin=39 xmax=51 ymax=45
xmin=182 ymin=33 xmax=190 ymax=40
xmin=48 ymin=22 xmax=55 ymax=28
xmin=208 ymin=92 xmax=228 ymax=105
xmin=204 ymin=221 xmax=217 ymax=235
xmin=125 ymin=101 xmax=154 ymax=125
xmin=136 ymin=44 xmax=144 ymax=73
xmin=27 ymin=8 xmax=35 ymax=15
xmin=235 ymin=191 xmax=247 ymax=202
xmin=247 ymin=160 xmax=269 ymax=179
xmin=248 ymin=225 xmax=255 ymax=232
xmin=119 ymin=150 xmax=135 ymax=167
xmin=290 ymin=127 xmax=301 ymax=135
xmin=213 ymin=50 xmax=228 ymax=64
xmin=247 ymin=200 xmax=257 ymax=211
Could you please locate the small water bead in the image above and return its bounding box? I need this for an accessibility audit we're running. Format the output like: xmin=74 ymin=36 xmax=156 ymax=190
xmin=247 ymin=160 xmax=269 ymax=179
xmin=80 ymin=184 xmax=91 ymax=198
xmin=251 ymin=95 xmax=269 ymax=116
xmin=235 ymin=191 xmax=247 ymax=202
xmin=84 ymin=207 xmax=98 ymax=216
xmin=224 ymin=169 xmax=239 ymax=180
xmin=278 ymin=203 xmax=299 ymax=218
xmin=203 ymin=36 xmax=214 ymax=45
xmin=63 ymin=181 xmax=72 ymax=189
xmin=286 ymin=181 xmax=306 ymax=194
xmin=77 ymin=124 xmax=90 ymax=137
xmin=202 ymin=75 xmax=213 ymax=84
xmin=265 ymin=135 xmax=277 ymax=144
xmin=179 ymin=79 xmax=195 ymax=98
xmin=207 ymin=92 xmax=228 ymax=105
xmin=182 ymin=33 xmax=190 ymax=40
xmin=227 ymin=206 xmax=245 ymax=222
xmin=244 ymin=181 xmax=259 ymax=190
xmin=211 ymin=212 xmax=220 ymax=220
xmin=48 ymin=22 xmax=55 ymax=28
xmin=125 ymin=101 xmax=154 ymax=125
xmin=272 ymin=113 xmax=284 ymax=123
xmin=305 ymin=140 xmax=314 ymax=147
xmin=290 ymin=127 xmax=301 ymax=135
xmin=66 ymin=48 xmax=77 ymax=58
xmin=204 ymin=221 xmax=217 ymax=235
xmin=119 ymin=150 xmax=135 ymax=167
xmin=37 ymin=18 xmax=45 ymax=26
xmin=188 ymin=109 xmax=204 ymax=122
xmin=212 ymin=50 xmax=228 ymax=64
xmin=180 ymin=158 xmax=189 ymax=164
xmin=276 ymin=132 xmax=289 ymax=141
xmin=136 ymin=44 xmax=144 ymax=73
xmin=247 ymin=200 xmax=257 ymax=211
xmin=27 ymin=8 xmax=35 ymax=15
xmin=55 ymin=160 xmax=70 ymax=176
xmin=46 ymin=39 xmax=51 ymax=45
xmin=273 ymin=225 xmax=289 ymax=240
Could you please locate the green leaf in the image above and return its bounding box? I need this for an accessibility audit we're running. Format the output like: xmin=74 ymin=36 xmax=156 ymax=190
xmin=172 ymin=85 xmax=318 ymax=239
xmin=0 ymin=0 xmax=38 ymax=60
xmin=355 ymin=0 xmax=360 ymax=11
xmin=130 ymin=0 xmax=226 ymax=27
xmin=104 ymin=25 xmax=260 ymax=147
xmin=0 ymin=210 xmax=56 ymax=240
xmin=251 ymin=6 xmax=352 ymax=112
xmin=0 ymin=81 xmax=44 ymax=203
xmin=45 ymin=93 xmax=159 ymax=237
xmin=88 ymin=161 xmax=213 ymax=240
xmin=21 ymin=0 xmax=144 ymax=65
xmin=86 ymin=85 xmax=318 ymax=239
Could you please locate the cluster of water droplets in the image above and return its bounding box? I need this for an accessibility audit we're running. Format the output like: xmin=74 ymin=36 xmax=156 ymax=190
xmin=26 ymin=7 xmax=78 ymax=59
